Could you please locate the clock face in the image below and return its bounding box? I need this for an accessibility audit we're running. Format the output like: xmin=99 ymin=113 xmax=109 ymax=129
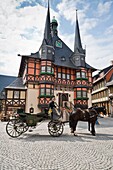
xmin=55 ymin=40 xmax=62 ymax=48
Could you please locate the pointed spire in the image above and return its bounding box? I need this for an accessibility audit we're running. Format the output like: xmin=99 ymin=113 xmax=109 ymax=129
xmin=74 ymin=10 xmax=82 ymax=52
xmin=43 ymin=0 xmax=52 ymax=45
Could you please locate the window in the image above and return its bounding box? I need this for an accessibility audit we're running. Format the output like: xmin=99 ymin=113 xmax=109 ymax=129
xmin=83 ymin=91 xmax=87 ymax=98
xmin=40 ymin=85 xmax=54 ymax=96
xmin=41 ymin=66 xmax=54 ymax=74
xmin=40 ymin=89 xmax=45 ymax=95
xmin=76 ymin=72 xmax=86 ymax=78
xmin=41 ymin=66 xmax=46 ymax=72
xmin=14 ymin=91 xmax=19 ymax=99
xmin=77 ymin=91 xmax=81 ymax=98
xmin=62 ymin=73 xmax=66 ymax=79
xmin=48 ymin=50 xmax=51 ymax=53
xmin=47 ymin=66 xmax=51 ymax=73
xmin=61 ymin=56 xmax=66 ymax=61
xmin=7 ymin=90 xmax=13 ymax=98
xmin=51 ymin=89 xmax=54 ymax=95
xmin=42 ymin=49 xmax=45 ymax=53
xmin=81 ymin=72 xmax=86 ymax=78
xmin=46 ymin=89 xmax=51 ymax=95
xmin=52 ymin=68 xmax=54 ymax=73
xmin=77 ymin=91 xmax=87 ymax=98
xmin=20 ymin=91 xmax=25 ymax=99
xmin=67 ymin=74 xmax=70 ymax=80
xmin=76 ymin=72 xmax=80 ymax=78
xmin=58 ymin=73 xmax=61 ymax=78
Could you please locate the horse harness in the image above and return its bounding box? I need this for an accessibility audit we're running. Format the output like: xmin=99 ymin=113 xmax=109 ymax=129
xmin=78 ymin=108 xmax=96 ymax=120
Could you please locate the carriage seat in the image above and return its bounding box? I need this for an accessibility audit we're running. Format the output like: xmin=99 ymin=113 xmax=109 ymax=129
xmin=36 ymin=108 xmax=49 ymax=118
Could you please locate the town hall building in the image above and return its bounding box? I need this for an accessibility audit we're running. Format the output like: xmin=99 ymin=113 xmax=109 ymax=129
xmin=1 ymin=2 xmax=96 ymax=117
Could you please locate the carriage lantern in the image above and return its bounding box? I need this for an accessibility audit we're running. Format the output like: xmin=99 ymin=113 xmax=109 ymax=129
xmin=109 ymin=93 xmax=113 ymax=117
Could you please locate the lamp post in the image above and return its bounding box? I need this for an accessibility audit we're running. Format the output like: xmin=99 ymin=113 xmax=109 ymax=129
xmin=109 ymin=93 xmax=113 ymax=117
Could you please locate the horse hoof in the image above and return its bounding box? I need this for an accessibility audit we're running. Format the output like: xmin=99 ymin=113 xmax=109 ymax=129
xmin=92 ymin=133 xmax=96 ymax=136
xmin=74 ymin=133 xmax=77 ymax=136
xmin=70 ymin=129 xmax=74 ymax=133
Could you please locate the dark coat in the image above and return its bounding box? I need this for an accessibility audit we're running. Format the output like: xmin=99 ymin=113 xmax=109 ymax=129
xmin=49 ymin=101 xmax=56 ymax=109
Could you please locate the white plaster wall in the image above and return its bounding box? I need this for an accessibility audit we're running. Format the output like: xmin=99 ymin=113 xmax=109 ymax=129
xmin=25 ymin=89 xmax=41 ymax=113
xmin=88 ymin=92 xmax=92 ymax=108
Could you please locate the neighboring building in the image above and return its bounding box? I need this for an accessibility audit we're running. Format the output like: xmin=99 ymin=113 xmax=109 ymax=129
xmin=1 ymin=3 xmax=96 ymax=117
xmin=106 ymin=72 xmax=113 ymax=117
xmin=92 ymin=62 xmax=113 ymax=115
xmin=0 ymin=75 xmax=16 ymax=118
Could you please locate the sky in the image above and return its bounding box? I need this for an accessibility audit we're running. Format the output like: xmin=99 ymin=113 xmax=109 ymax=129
xmin=0 ymin=0 xmax=113 ymax=76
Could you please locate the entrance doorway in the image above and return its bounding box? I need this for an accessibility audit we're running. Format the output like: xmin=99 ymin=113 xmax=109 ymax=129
xmin=58 ymin=93 xmax=68 ymax=107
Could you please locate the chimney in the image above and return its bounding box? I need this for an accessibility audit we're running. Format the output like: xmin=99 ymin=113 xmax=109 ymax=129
xmin=111 ymin=60 xmax=113 ymax=65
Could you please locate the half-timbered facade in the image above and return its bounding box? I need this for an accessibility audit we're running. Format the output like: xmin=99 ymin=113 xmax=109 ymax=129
xmin=3 ymin=2 xmax=96 ymax=116
xmin=92 ymin=63 xmax=113 ymax=115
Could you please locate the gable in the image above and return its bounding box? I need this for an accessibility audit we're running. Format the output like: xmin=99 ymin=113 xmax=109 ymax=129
xmin=106 ymin=67 xmax=113 ymax=82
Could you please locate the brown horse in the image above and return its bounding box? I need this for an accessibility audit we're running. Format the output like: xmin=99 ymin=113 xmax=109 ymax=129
xmin=69 ymin=108 xmax=98 ymax=136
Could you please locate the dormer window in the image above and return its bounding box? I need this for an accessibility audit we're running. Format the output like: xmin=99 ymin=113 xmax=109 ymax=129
xmin=61 ymin=56 xmax=66 ymax=61
xmin=42 ymin=49 xmax=45 ymax=53
xmin=48 ymin=50 xmax=51 ymax=53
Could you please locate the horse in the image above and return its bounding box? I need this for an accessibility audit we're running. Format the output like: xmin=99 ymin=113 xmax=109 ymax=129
xmin=69 ymin=108 xmax=98 ymax=136
xmin=91 ymin=106 xmax=106 ymax=116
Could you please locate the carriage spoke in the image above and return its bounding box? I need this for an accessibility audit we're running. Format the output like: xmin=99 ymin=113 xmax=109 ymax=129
xmin=6 ymin=119 xmax=24 ymax=138
xmin=48 ymin=120 xmax=64 ymax=137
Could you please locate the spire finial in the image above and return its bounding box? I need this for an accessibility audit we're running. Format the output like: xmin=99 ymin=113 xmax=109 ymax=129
xmin=43 ymin=0 xmax=52 ymax=45
xmin=48 ymin=0 xmax=49 ymax=8
xmin=74 ymin=9 xmax=82 ymax=52
xmin=76 ymin=9 xmax=78 ymax=20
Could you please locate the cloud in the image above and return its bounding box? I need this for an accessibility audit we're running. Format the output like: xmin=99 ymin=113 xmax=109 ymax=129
xmin=57 ymin=0 xmax=90 ymax=24
xmin=0 ymin=0 xmax=113 ymax=77
xmin=0 ymin=0 xmax=59 ymax=76
xmin=105 ymin=24 xmax=113 ymax=35
xmin=97 ymin=1 xmax=112 ymax=17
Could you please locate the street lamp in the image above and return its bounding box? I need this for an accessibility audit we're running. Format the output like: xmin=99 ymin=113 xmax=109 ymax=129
xmin=109 ymin=93 xmax=113 ymax=117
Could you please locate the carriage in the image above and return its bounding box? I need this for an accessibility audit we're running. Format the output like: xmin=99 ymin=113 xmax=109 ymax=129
xmin=6 ymin=103 xmax=106 ymax=138
xmin=6 ymin=108 xmax=64 ymax=138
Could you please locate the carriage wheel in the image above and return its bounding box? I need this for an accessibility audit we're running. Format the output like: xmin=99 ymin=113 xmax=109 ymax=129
xmin=6 ymin=119 xmax=28 ymax=138
xmin=48 ymin=120 xmax=64 ymax=137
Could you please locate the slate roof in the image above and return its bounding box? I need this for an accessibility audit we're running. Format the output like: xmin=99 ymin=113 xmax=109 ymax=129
xmin=106 ymin=80 xmax=113 ymax=87
xmin=93 ymin=65 xmax=113 ymax=80
xmin=109 ymin=73 xmax=113 ymax=81
xmin=18 ymin=3 xmax=96 ymax=73
xmin=5 ymin=77 xmax=26 ymax=90
xmin=52 ymin=36 xmax=76 ymax=68
xmin=100 ymin=65 xmax=113 ymax=75
xmin=19 ymin=34 xmax=96 ymax=71
xmin=50 ymin=35 xmax=96 ymax=70
xmin=0 ymin=75 xmax=16 ymax=92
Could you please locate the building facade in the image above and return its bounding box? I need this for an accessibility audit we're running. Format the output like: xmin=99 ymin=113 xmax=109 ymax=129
xmin=1 ymin=3 xmax=96 ymax=117
xmin=92 ymin=63 xmax=113 ymax=115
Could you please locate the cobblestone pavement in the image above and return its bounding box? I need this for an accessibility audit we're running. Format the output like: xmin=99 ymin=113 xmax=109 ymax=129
xmin=0 ymin=117 xmax=113 ymax=170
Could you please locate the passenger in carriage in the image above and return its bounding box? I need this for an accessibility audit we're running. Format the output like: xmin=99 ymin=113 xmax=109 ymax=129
xmin=48 ymin=97 xmax=56 ymax=119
